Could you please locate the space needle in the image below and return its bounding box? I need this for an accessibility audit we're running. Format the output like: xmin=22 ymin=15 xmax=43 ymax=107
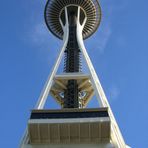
xmin=20 ymin=0 xmax=130 ymax=148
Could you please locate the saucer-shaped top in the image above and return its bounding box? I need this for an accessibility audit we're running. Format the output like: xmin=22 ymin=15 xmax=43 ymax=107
xmin=45 ymin=0 xmax=101 ymax=40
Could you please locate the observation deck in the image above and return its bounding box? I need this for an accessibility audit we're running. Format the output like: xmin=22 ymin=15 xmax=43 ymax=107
xmin=45 ymin=0 xmax=101 ymax=39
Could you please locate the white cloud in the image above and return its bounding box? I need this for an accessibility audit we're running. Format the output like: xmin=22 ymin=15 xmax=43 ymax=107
xmin=85 ymin=22 xmax=112 ymax=55
xmin=108 ymin=85 xmax=120 ymax=101
xmin=116 ymin=35 xmax=127 ymax=47
xmin=29 ymin=23 xmax=59 ymax=48
xmin=31 ymin=23 xmax=48 ymax=44
xmin=85 ymin=0 xmax=128 ymax=54
xmin=96 ymin=23 xmax=112 ymax=53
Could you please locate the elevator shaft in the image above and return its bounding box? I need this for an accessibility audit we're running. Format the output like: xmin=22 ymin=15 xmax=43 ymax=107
xmin=63 ymin=11 xmax=81 ymax=108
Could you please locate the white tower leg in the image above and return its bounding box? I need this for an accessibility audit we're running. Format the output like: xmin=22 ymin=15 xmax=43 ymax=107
xmin=76 ymin=6 xmax=127 ymax=148
xmin=20 ymin=7 xmax=70 ymax=147
xmin=35 ymin=7 xmax=69 ymax=109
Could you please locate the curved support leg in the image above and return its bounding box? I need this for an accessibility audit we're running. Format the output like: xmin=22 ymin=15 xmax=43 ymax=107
xmin=35 ymin=7 xmax=69 ymax=109
xmin=76 ymin=6 xmax=126 ymax=148
xmin=20 ymin=7 xmax=69 ymax=147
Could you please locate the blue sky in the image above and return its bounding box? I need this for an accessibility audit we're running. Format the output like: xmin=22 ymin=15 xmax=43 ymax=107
xmin=0 ymin=0 xmax=148 ymax=147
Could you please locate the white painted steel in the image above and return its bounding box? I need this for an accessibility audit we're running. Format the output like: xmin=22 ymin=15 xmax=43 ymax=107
xmin=35 ymin=7 xmax=69 ymax=109
xmin=76 ymin=6 xmax=126 ymax=148
xmin=28 ymin=117 xmax=110 ymax=124
xmin=55 ymin=73 xmax=90 ymax=79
